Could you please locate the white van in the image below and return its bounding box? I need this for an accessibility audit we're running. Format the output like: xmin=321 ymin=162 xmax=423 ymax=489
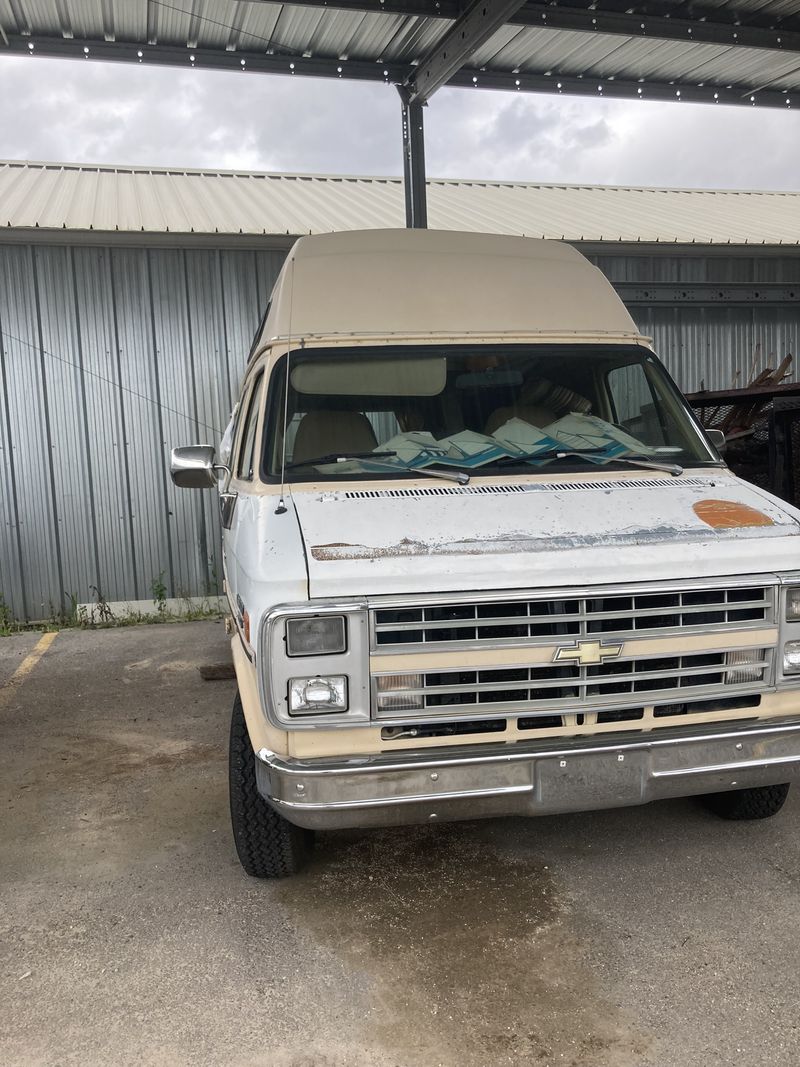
xmin=172 ymin=229 xmax=800 ymax=878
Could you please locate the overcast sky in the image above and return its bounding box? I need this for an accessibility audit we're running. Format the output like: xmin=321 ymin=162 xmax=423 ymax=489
xmin=2 ymin=54 xmax=800 ymax=189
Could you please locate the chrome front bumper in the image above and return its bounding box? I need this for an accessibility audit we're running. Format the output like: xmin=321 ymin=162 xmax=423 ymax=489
xmin=254 ymin=719 xmax=800 ymax=829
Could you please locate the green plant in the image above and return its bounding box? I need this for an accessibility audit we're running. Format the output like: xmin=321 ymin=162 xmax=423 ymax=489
xmin=0 ymin=585 xmax=222 ymax=638
xmin=48 ymin=597 xmax=78 ymax=630
xmin=90 ymin=586 xmax=114 ymax=624
xmin=206 ymin=561 xmax=221 ymax=597
xmin=150 ymin=571 xmax=168 ymax=614
xmin=0 ymin=594 xmax=17 ymax=636
xmin=65 ymin=592 xmax=80 ymax=627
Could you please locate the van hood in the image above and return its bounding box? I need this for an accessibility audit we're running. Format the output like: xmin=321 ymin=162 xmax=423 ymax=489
xmin=291 ymin=470 xmax=800 ymax=599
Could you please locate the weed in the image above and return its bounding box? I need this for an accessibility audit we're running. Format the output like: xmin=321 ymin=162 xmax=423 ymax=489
xmin=150 ymin=571 xmax=168 ymax=614
xmin=0 ymin=602 xmax=222 ymax=637
xmin=90 ymin=586 xmax=115 ymax=624
xmin=48 ymin=598 xmax=78 ymax=630
xmin=206 ymin=561 xmax=221 ymax=597
xmin=65 ymin=593 xmax=80 ymax=626
xmin=0 ymin=594 xmax=18 ymax=636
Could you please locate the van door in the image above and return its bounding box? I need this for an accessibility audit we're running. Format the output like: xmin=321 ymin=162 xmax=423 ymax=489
xmin=224 ymin=369 xmax=264 ymax=651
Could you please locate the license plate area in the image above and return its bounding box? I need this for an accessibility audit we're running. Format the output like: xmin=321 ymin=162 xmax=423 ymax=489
xmin=534 ymin=748 xmax=649 ymax=811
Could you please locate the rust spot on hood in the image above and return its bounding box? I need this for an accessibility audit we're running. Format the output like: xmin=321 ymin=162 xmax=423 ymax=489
xmin=312 ymin=542 xmax=368 ymax=561
xmin=693 ymin=499 xmax=774 ymax=529
xmin=312 ymin=538 xmax=435 ymax=561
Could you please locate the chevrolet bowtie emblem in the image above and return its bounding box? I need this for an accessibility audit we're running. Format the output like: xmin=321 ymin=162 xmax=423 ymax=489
xmin=553 ymin=640 xmax=624 ymax=666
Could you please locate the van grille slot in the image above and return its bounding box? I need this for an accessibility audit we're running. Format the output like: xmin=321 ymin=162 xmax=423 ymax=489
xmin=381 ymin=719 xmax=506 ymax=740
xmin=372 ymin=584 xmax=773 ymax=649
xmin=373 ymin=649 xmax=771 ymax=720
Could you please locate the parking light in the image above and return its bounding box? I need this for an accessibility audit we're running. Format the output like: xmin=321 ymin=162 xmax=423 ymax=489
xmin=376 ymin=673 xmax=425 ymax=712
xmin=725 ymin=649 xmax=763 ymax=685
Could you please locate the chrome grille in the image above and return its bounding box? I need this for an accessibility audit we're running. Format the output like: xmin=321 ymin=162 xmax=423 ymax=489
xmin=373 ymin=647 xmax=772 ymax=720
xmin=372 ymin=584 xmax=774 ymax=650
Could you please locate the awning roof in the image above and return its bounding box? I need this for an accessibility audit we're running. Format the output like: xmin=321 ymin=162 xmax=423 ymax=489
xmin=2 ymin=159 xmax=800 ymax=246
xmin=3 ymin=0 xmax=800 ymax=109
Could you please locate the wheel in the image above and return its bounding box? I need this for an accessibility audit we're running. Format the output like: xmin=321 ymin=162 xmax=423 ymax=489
xmin=703 ymin=782 xmax=791 ymax=821
xmin=228 ymin=692 xmax=314 ymax=877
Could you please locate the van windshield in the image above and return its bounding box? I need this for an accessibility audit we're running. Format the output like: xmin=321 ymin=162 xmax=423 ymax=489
xmin=262 ymin=345 xmax=718 ymax=480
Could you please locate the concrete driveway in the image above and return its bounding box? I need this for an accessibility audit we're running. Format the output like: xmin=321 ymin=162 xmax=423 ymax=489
xmin=1 ymin=620 xmax=798 ymax=1067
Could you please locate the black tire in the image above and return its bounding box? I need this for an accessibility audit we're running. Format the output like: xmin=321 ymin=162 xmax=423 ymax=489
xmin=228 ymin=692 xmax=314 ymax=877
xmin=703 ymin=782 xmax=791 ymax=821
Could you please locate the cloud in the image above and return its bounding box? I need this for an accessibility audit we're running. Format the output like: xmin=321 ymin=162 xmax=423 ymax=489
xmin=0 ymin=56 xmax=402 ymax=174
xmin=1 ymin=54 xmax=800 ymax=191
xmin=425 ymin=88 xmax=800 ymax=190
xmin=423 ymin=92 xmax=619 ymax=181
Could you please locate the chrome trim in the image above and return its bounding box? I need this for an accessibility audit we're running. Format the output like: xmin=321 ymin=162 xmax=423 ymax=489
xmin=259 ymin=600 xmax=370 ymax=729
xmin=254 ymin=718 xmax=800 ymax=829
xmin=370 ymin=577 xmax=778 ymax=654
xmin=255 ymin=577 xmax=792 ymax=730
xmin=778 ymin=577 xmax=800 ymax=685
xmin=554 ymin=639 xmax=623 ymax=665
xmin=370 ymin=642 xmax=774 ymax=725
xmin=366 ymin=573 xmax=780 ymax=614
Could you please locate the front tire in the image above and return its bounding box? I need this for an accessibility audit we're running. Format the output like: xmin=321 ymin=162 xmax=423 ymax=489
xmin=228 ymin=692 xmax=314 ymax=877
xmin=703 ymin=782 xmax=790 ymax=821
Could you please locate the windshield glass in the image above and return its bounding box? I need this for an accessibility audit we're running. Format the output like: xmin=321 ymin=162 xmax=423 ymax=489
xmin=262 ymin=345 xmax=717 ymax=480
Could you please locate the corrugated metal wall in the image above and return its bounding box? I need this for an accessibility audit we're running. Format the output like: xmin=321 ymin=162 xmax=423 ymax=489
xmin=592 ymin=253 xmax=800 ymax=393
xmin=0 ymin=245 xmax=285 ymax=621
xmin=1 ymin=243 xmax=798 ymax=621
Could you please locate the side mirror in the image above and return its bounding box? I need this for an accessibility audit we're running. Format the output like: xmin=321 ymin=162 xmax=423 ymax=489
xmin=707 ymin=428 xmax=726 ymax=453
xmin=171 ymin=445 xmax=226 ymax=488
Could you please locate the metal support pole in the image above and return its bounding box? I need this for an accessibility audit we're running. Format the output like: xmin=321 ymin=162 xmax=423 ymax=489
xmin=401 ymin=99 xmax=427 ymax=229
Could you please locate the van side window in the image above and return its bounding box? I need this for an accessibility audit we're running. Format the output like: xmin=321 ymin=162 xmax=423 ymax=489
xmin=606 ymin=363 xmax=666 ymax=445
xmin=236 ymin=371 xmax=264 ymax=480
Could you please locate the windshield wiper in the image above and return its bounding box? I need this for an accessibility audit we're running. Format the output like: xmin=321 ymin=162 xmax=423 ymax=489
xmin=606 ymin=454 xmax=683 ymax=477
xmin=392 ymin=465 xmax=470 ymax=485
xmin=497 ymin=447 xmax=683 ymax=477
xmin=287 ymin=450 xmax=397 ymax=470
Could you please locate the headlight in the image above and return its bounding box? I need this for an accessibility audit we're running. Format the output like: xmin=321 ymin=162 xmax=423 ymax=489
xmin=288 ymin=675 xmax=348 ymax=714
xmin=784 ymin=641 xmax=800 ymax=675
xmin=263 ymin=604 xmax=369 ymax=727
xmin=787 ymin=586 xmax=800 ymax=622
xmin=285 ymin=615 xmax=346 ymax=656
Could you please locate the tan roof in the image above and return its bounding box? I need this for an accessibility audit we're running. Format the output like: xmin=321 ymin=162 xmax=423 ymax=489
xmin=1 ymin=160 xmax=800 ymax=246
xmin=261 ymin=229 xmax=640 ymax=343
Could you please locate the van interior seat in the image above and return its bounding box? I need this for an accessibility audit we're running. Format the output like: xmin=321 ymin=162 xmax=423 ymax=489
xmin=484 ymin=405 xmax=556 ymax=436
xmin=292 ymin=410 xmax=378 ymax=464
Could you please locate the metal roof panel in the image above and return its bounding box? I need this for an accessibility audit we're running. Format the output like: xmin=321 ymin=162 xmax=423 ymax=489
xmin=5 ymin=0 xmax=800 ymax=109
xmin=2 ymin=161 xmax=800 ymax=245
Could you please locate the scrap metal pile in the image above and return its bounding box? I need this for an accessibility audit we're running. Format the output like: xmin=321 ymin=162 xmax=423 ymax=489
xmin=685 ymin=351 xmax=800 ymax=506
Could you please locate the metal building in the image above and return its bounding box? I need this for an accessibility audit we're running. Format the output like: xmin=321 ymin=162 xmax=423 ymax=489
xmin=1 ymin=160 xmax=799 ymax=621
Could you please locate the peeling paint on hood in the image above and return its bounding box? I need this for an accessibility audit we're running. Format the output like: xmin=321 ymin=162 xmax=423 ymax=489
xmin=291 ymin=471 xmax=800 ymax=599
